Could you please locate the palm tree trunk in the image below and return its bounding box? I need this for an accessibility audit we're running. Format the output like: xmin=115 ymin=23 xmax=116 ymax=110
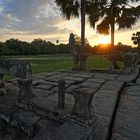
xmin=111 ymin=18 xmax=115 ymax=49
xmin=79 ymin=0 xmax=86 ymax=71
xmin=111 ymin=8 xmax=119 ymax=69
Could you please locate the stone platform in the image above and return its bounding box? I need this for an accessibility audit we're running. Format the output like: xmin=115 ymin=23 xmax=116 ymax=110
xmin=0 ymin=68 xmax=140 ymax=140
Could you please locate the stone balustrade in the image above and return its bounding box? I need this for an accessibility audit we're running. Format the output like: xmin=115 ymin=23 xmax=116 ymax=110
xmin=0 ymin=59 xmax=33 ymax=100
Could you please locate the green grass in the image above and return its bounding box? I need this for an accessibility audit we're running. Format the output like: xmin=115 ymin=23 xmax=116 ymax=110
xmin=3 ymin=54 xmax=124 ymax=80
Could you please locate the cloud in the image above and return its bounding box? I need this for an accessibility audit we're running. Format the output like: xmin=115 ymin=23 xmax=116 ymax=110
xmin=0 ymin=0 xmax=70 ymax=37
xmin=0 ymin=0 xmax=139 ymax=46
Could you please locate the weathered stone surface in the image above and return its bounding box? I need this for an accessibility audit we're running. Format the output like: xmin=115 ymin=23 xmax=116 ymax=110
xmin=117 ymin=68 xmax=139 ymax=82
xmin=0 ymin=59 xmax=32 ymax=78
xmin=36 ymin=84 xmax=53 ymax=90
xmin=93 ymin=114 xmax=111 ymax=140
xmin=32 ymin=97 xmax=56 ymax=112
xmin=58 ymin=80 xmax=65 ymax=108
xmin=92 ymin=91 xmax=118 ymax=117
xmin=51 ymin=87 xmax=58 ymax=92
xmin=87 ymin=78 xmax=106 ymax=83
xmin=100 ymin=81 xmax=124 ymax=94
xmin=56 ymin=121 xmax=90 ymax=140
xmin=1 ymin=70 xmax=140 ymax=140
xmin=47 ymin=93 xmax=74 ymax=106
xmin=31 ymin=118 xmax=60 ymax=140
xmin=81 ymin=81 xmax=101 ymax=88
xmin=18 ymin=78 xmax=34 ymax=100
xmin=64 ymin=76 xmax=85 ymax=83
xmin=71 ymin=73 xmax=93 ymax=79
xmin=10 ymin=110 xmax=40 ymax=136
xmin=0 ymin=87 xmax=7 ymax=96
xmin=111 ymin=86 xmax=140 ymax=140
xmin=32 ymin=79 xmax=46 ymax=86
xmin=71 ymin=86 xmax=95 ymax=119
xmin=0 ymin=94 xmax=18 ymax=122
xmin=33 ymin=89 xmax=54 ymax=98
xmin=94 ymin=73 xmax=117 ymax=80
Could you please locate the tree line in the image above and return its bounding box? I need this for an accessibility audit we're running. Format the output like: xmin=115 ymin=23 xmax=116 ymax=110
xmin=0 ymin=38 xmax=71 ymax=55
xmin=0 ymin=37 xmax=137 ymax=56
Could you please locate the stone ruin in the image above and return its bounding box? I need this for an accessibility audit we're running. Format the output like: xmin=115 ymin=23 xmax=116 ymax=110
xmin=0 ymin=59 xmax=96 ymax=139
xmin=0 ymin=57 xmax=140 ymax=140
xmin=107 ymin=52 xmax=139 ymax=73
xmin=69 ymin=33 xmax=88 ymax=71
xmin=0 ymin=59 xmax=33 ymax=99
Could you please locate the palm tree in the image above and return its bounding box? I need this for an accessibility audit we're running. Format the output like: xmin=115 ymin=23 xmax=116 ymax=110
xmin=55 ymin=0 xmax=103 ymax=70
xmin=94 ymin=0 xmax=140 ymax=68
xmin=96 ymin=0 xmax=140 ymax=48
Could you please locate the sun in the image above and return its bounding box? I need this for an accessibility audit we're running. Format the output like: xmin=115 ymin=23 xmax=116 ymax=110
xmin=99 ymin=36 xmax=110 ymax=45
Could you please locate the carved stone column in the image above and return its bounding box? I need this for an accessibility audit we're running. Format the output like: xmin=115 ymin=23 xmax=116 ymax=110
xmin=58 ymin=80 xmax=65 ymax=108
xmin=71 ymin=86 xmax=94 ymax=119
xmin=18 ymin=78 xmax=34 ymax=100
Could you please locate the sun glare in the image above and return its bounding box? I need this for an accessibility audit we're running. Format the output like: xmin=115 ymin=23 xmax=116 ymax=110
xmin=99 ymin=36 xmax=110 ymax=45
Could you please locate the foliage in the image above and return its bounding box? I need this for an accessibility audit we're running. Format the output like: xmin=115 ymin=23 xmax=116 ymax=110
xmin=96 ymin=0 xmax=140 ymax=35
xmin=91 ymin=42 xmax=133 ymax=55
xmin=0 ymin=38 xmax=72 ymax=55
xmin=132 ymin=31 xmax=140 ymax=47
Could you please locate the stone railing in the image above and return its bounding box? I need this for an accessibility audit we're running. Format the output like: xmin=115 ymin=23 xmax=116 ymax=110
xmin=107 ymin=52 xmax=139 ymax=71
xmin=0 ymin=59 xmax=33 ymax=99
xmin=0 ymin=59 xmax=32 ymax=78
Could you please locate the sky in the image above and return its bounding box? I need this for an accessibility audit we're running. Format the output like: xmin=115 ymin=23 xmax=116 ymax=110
xmin=0 ymin=0 xmax=140 ymax=47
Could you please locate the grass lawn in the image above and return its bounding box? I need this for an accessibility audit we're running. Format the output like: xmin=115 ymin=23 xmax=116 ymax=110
xmin=3 ymin=54 xmax=123 ymax=80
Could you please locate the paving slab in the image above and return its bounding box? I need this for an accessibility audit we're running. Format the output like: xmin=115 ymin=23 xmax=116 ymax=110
xmin=47 ymin=93 xmax=74 ymax=106
xmin=111 ymin=86 xmax=140 ymax=140
xmin=33 ymin=89 xmax=54 ymax=98
xmin=94 ymin=73 xmax=118 ymax=80
xmin=36 ymin=84 xmax=53 ymax=90
xmin=1 ymin=69 xmax=140 ymax=140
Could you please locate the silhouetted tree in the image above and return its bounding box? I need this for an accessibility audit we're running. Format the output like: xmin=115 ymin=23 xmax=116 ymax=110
xmin=96 ymin=0 xmax=140 ymax=49
xmin=132 ymin=31 xmax=140 ymax=48
xmin=94 ymin=0 xmax=140 ymax=69
xmin=55 ymin=0 xmax=104 ymax=70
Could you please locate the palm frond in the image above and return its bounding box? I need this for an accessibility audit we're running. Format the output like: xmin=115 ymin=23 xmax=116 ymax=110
xmin=134 ymin=5 xmax=140 ymax=17
xmin=117 ymin=17 xmax=136 ymax=29
xmin=86 ymin=2 xmax=100 ymax=29
xmin=97 ymin=17 xmax=110 ymax=34
xmin=55 ymin=0 xmax=80 ymax=20
xmin=116 ymin=8 xmax=138 ymax=29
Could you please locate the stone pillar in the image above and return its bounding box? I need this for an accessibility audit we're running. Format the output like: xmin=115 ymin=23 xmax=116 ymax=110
xmin=0 ymin=74 xmax=6 ymax=96
xmin=58 ymin=80 xmax=65 ymax=108
xmin=18 ymin=78 xmax=34 ymax=100
xmin=71 ymin=86 xmax=94 ymax=119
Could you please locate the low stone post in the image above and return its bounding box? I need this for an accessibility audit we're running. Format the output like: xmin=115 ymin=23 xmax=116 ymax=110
xmin=71 ymin=86 xmax=94 ymax=119
xmin=58 ymin=80 xmax=65 ymax=108
xmin=0 ymin=74 xmax=6 ymax=96
xmin=18 ymin=78 xmax=34 ymax=101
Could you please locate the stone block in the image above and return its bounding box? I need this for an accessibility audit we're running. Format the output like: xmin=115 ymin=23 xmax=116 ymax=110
xmin=111 ymin=94 xmax=140 ymax=140
xmin=10 ymin=110 xmax=40 ymax=136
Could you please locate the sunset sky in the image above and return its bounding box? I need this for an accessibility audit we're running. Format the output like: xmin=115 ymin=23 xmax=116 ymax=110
xmin=0 ymin=0 xmax=140 ymax=47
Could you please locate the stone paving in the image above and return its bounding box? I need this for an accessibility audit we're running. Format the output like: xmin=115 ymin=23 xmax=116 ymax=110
xmin=0 ymin=68 xmax=140 ymax=140
xmin=111 ymin=74 xmax=140 ymax=140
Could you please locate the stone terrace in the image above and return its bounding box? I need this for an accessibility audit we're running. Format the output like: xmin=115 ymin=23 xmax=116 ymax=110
xmin=0 ymin=68 xmax=140 ymax=140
